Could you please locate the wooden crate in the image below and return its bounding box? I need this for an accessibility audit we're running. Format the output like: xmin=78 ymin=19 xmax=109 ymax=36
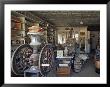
xmin=56 ymin=67 xmax=71 ymax=77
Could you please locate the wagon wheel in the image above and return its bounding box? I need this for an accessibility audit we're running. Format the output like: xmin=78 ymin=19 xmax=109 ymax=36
xmin=11 ymin=44 xmax=33 ymax=75
xmin=39 ymin=44 xmax=54 ymax=76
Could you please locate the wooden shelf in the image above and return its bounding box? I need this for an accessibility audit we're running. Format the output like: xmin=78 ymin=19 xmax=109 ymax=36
xmin=11 ymin=19 xmax=20 ymax=23
xmin=11 ymin=28 xmax=25 ymax=30
xmin=11 ymin=37 xmax=25 ymax=39
xmin=11 ymin=44 xmax=23 ymax=46
xmin=14 ymin=11 xmax=36 ymax=23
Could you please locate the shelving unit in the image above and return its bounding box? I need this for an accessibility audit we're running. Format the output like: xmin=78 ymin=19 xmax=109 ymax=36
xmin=11 ymin=15 xmax=26 ymax=56
xmin=11 ymin=11 xmax=38 ymax=56
xmin=47 ymin=26 xmax=55 ymax=44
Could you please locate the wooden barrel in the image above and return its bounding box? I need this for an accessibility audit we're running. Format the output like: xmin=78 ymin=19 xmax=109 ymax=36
xmin=95 ymin=61 xmax=100 ymax=69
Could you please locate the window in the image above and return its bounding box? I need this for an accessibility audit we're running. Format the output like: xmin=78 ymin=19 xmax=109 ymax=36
xmin=58 ymin=33 xmax=66 ymax=44
xmin=75 ymin=33 xmax=79 ymax=41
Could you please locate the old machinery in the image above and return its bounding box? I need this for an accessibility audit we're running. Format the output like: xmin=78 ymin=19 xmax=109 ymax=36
xmin=39 ymin=44 xmax=54 ymax=76
xmin=11 ymin=44 xmax=33 ymax=75
xmin=11 ymin=24 xmax=54 ymax=76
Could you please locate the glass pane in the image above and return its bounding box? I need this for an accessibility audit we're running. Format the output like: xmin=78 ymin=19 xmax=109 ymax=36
xmin=75 ymin=34 xmax=79 ymax=41
xmin=58 ymin=34 xmax=62 ymax=44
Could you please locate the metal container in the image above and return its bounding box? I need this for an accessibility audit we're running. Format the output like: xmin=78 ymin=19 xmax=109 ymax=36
xmin=74 ymin=59 xmax=82 ymax=72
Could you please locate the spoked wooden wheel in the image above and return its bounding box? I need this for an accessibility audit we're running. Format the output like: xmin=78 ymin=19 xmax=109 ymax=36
xmin=39 ymin=44 xmax=54 ymax=76
xmin=11 ymin=44 xmax=33 ymax=75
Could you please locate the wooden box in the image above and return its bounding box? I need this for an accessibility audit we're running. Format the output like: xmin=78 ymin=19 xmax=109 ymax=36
xmin=56 ymin=67 xmax=71 ymax=77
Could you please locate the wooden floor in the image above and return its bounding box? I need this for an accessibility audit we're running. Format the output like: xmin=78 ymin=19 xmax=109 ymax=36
xmin=47 ymin=59 xmax=100 ymax=77
xmin=11 ymin=58 xmax=100 ymax=77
